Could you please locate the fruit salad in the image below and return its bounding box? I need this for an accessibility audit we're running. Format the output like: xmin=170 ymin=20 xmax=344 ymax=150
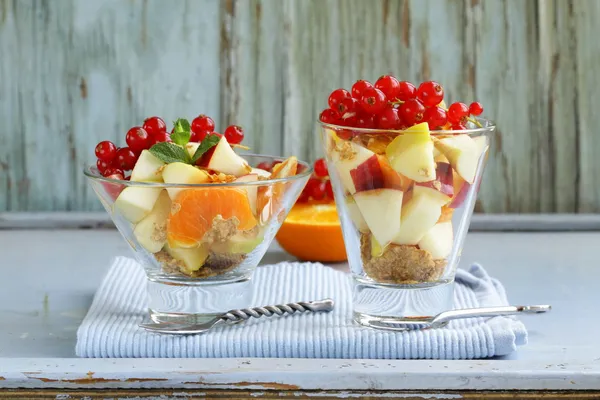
xmin=92 ymin=115 xmax=301 ymax=278
xmin=319 ymin=77 xmax=491 ymax=284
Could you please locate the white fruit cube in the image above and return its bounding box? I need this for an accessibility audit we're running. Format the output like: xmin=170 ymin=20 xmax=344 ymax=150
xmin=235 ymin=174 xmax=259 ymax=215
xmin=412 ymin=185 xmax=451 ymax=207
xmin=330 ymin=141 xmax=375 ymax=194
xmin=133 ymin=190 xmax=171 ymax=253
xmin=206 ymin=137 xmax=252 ymax=177
xmin=386 ymin=123 xmax=436 ymax=182
xmin=185 ymin=142 xmax=200 ymax=159
xmin=166 ymin=245 xmax=209 ymax=274
xmin=114 ymin=186 xmax=163 ymax=223
xmin=392 ymin=194 xmax=442 ymax=245
xmin=345 ymin=195 xmax=369 ymax=232
xmin=130 ymin=150 xmax=165 ymax=182
xmin=434 ymin=134 xmax=484 ymax=184
xmin=353 ymin=188 xmax=404 ymax=247
xmin=418 ymin=221 xmax=454 ymax=259
xmin=251 ymin=167 xmax=271 ymax=178
xmin=162 ymin=162 xmax=210 ymax=199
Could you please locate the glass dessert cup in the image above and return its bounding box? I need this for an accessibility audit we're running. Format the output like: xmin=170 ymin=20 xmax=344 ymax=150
xmin=320 ymin=120 xmax=495 ymax=330
xmin=85 ymin=155 xmax=311 ymax=324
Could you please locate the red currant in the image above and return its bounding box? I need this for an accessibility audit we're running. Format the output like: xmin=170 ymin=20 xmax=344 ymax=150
xmin=142 ymin=116 xmax=167 ymax=138
xmin=328 ymin=89 xmax=351 ymax=111
xmin=103 ymin=167 xmax=124 ymax=178
xmin=398 ymin=99 xmax=426 ymax=126
xmin=359 ymin=87 xmax=387 ymax=114
xmin=324 ymin=180 xmax=334 ymax=199
xmin=336 ymin=97 xmax=358 ymax=117
xmin=96 ymin=159 xmax=111 ymax=175
xmin=125 ymin=127 xmax=152 ymax=152
xmin=191 ymin=115 xmax=215 ymax=134
xmin=95 ymin=140 xmax=117 ymax=162
xmin=423 ymin=106 xmax=448 ymax=130
xmin=256 ymin=161 xmax=273 ymax=171
xmin=224 ymin=125 xmax=244 ymax=144
xmin=355 ymin=113 xmax=376 ymax=129
xmin=417 ymin=81 xmax=444 ymax=107
xmin=319 ymin=109 xmax=340 ymax=125
xmin=469 ymin=101 xmax=484 ymax=116
xmin=338 ymin=113 xmax=357 ymax=127
xmin=336 ymin=129 xmax=354 ymax=140
xmin=114 ymin=147 xmax=137 ymax=171
xmin=297 ymin=191 xmax=310 ymax=203
xmin=351 ymin=80 xmax=373 ymax=99
xmin=451 ymin=123 xmax=466 ymax=130
xmin=397 ymin=81 xmax=417 ymax=101
xmin=314 ymin=158 xmax=328 ymax=177
xmin=376 ymin=107 xmax=402 ymax=130
xmin=151 ymin=130 xmax=171 ymax=145
xmin=374 ymin=75 xmax=401 ymax=101
xmin=307 ymin=178 xmax=326 ymax=200
xmin=190 ymin=130 xmax=207 ymax=142
xmin=447 ymin=102 xmax=469 ymax=124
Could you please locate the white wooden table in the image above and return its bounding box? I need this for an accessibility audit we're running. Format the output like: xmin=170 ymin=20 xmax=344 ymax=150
xmin=1 ymin=214 xmax=599 ymax=398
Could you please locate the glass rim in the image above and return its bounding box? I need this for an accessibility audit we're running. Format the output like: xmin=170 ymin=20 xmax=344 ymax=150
xmin=318 ymin=117 xmax=496 ymax=136
xmin=83 ymin=153 xmax=314 ymax=187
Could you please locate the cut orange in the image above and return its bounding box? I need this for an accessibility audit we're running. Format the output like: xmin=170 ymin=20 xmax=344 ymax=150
xmin=276 ymin=202 xmax=347 ymax=262
xmin=167 ymin=188 xmax=257 ymax=248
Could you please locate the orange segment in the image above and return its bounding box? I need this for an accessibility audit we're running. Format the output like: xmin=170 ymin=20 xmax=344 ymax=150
xmin=276 ymin=202 xmax=347 ymax=262
xmin=167 ymin=188 xmax=257 ymax=248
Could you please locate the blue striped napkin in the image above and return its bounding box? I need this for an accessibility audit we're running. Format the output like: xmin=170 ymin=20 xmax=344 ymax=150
xmin=76 ymin=257 xmax=527 ymax=359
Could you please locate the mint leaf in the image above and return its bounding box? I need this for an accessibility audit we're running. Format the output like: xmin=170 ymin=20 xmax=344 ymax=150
xmin=191 ymin=134 xmax=221 ymax=163
xmin=170 ymin=118 xmax=191 ymax=146
xmin=149 ymin=142 xmax=191 ymax=164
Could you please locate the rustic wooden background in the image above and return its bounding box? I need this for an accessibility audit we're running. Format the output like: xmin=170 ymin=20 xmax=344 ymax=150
xmin=0 ymin=0 xmax=598 ymax=213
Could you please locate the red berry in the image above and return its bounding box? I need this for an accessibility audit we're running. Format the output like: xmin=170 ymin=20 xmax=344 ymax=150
xmin=142 ymin=116 xmax=167 ymax=137
xmin=359 ymin=87 xmax=387 ymax=114
xmin=151 ymin=130 xmax=171 ymax=145
xmin=114 ymin=147 xmax=137 ymax=171
xmin=103 ymin=167 xmax=124 ymax=178
xmin=451 ymin=123 xmax=466 ymax=130
xmin=314 ymin=158 xmax=328 ymax=177
xmin=447 ymin=102 xmax=470 ymax=124
xmin=417 ymin=81 xmax=444 ymax=108
xmin=96 ymin=159 xmax=111 ymax=175
xmin=351 ymin=80 xmax=373 ymax=99
xmin=319 ymin=109 xmax=340 ymax=125
xmin=324 ymin=180 xmax=334 ymax=199
xmin=336 ymin=97 xmax=359 ymax=117
xmin=355 ymin=113 xmax=376 ymax=129
xmin=469 ymin=101 xmax=484 ymax=116
xmin=190 ymin=130 xmax=207 ymax=142
xmin=95 ymin=140 xmax=117 ymax=162
xmin=423 ymin=106 xmax=448 ymax=130
xmin=397 ymin=81 xmax=417 ymax=101
xmin=374 ymin=75 xmax=401 ymax=101
xmin=307 ymin=178 xmax=325 ymax=200
xmin=338 ymin=113 xmax=357 ymax=127
xmin=256 ymin=161 xmax=273 ymax=171
xmin=328 ymin=89 xmax=351 ymax=111
xmin=191 ymin=115 xmax=215 ymax=134
xmin=376 ymin=107 xmax=402 ymax=130
xmin=398 ymin=99 xmax=426 ymax=126
xmin=224 ymin=125 xmax=244 ymax=144
xmin=297 ymin=191 xmax=310 ymax=203
xmin=125 ymin=127 xmax=152 ymax=152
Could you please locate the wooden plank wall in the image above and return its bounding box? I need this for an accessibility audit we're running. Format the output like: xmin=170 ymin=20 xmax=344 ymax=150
xmin=0 ymin=0 xmax=598 ymax=213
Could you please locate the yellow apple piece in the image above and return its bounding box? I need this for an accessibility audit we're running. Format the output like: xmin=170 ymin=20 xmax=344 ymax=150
xmin=235 ymin=174 xmax=259 ymax=215
xmin=392 ymin=191 xmax=442 ymax=245
xmin=130 ymin=150 xmax=165 ymax=182
xmin=114 ymin=186 xmax=163 ymax=223
xmin=185 ymin=142 xmax=200 ymax=159
xmin=251 ymin=167 xmax=271 ymax=178
xmin=162 ymin=162 xmax=211 ymax=200
xmin=345 ymin=195 xmax=369 ymax=232
xmin=205 ymin=136 xmax=252 ymax=177
xmin=330 ymin=141 xmax=375 ymax=194
xmin=418 ymin=221 xmax=454 ymax=259
xmin=353 ymin=188 xmax=404 ymax=247
xmin=166 ymin=244 xmax=209 ymax=274
xmin=434 ymin=134 xmax=485 ymax=184
xmin=385 ymin=123 xmax=436 ymax=183
xmin=257 ymin=156 xmax=298 ymax=224
xmin=133 ymin=190 xmax=171 ymax=253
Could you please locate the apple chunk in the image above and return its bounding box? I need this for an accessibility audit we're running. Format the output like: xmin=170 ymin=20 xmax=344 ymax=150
xmin=413 ymin=162 xmax=454 ymax=206
xmin=418 ymin=221 xmax=454 ymax=259
xmin=199 ymin=136 xmax=252 ymax=177
xmin=133 ymin=190 xmax=171 ymax=253
xmin=235 ymin=174 xmax=259 ymax=215
xmin=385 ymin=123 xmax=436 ymax=182
xmin=251 ymin=167 xmax=271 ymax=178
xmin=434 ymin=134 xmax=485 ymax=184
xmin=162 ymin=162 xmax=211 ymax=199
xmin=353 ymin=189 xmax=404 ymax=247
xmin=130 ymin=150 xmax=165 ymax=182
xmin=114 ymin=186 xmax=163 ymax=223
xmin=349 ymin=154 xmax=410 ymax=192
xmin=345 ymin=195 xmax=369 ymax=232
xmin=166 ymin=244 xmax=209 ymax=274
xmin=330 ymin=141 xmax=375 ymax=194
xmin=392 ymin=191 xmax=442 ymax=245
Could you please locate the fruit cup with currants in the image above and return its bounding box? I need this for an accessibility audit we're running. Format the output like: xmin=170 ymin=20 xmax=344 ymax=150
xmin=319 ymin=75 xmax=495 ymax=328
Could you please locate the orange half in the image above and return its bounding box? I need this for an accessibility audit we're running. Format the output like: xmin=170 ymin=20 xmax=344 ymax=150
xmin=167 ymin=187 xmax=257 ymax=248
xmin=276 ymin=202 xmax=347 ymax=262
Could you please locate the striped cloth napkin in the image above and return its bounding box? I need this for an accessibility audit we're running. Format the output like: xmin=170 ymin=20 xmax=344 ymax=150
xmin=76 ymin=257 xmax=527 ymax=359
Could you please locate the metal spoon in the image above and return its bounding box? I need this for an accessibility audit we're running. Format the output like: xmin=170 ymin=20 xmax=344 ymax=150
xmin=360 ymin=305 xmax=551 ymax=331
xmin=139 ymin=298 xmax=335 ymax=335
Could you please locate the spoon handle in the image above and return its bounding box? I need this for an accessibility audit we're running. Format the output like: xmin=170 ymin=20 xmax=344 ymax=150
xmin=219 ymin=298 xmax=335 ymax=323
xmin=431 ymin=304 xmax=551 ymax=327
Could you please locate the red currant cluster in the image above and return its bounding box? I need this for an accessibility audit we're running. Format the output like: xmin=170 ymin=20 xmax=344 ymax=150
xmin=94 ymin=114 xmax=245 ymax=179
xmin=319 ymin=76 xmax=483 ymax=131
